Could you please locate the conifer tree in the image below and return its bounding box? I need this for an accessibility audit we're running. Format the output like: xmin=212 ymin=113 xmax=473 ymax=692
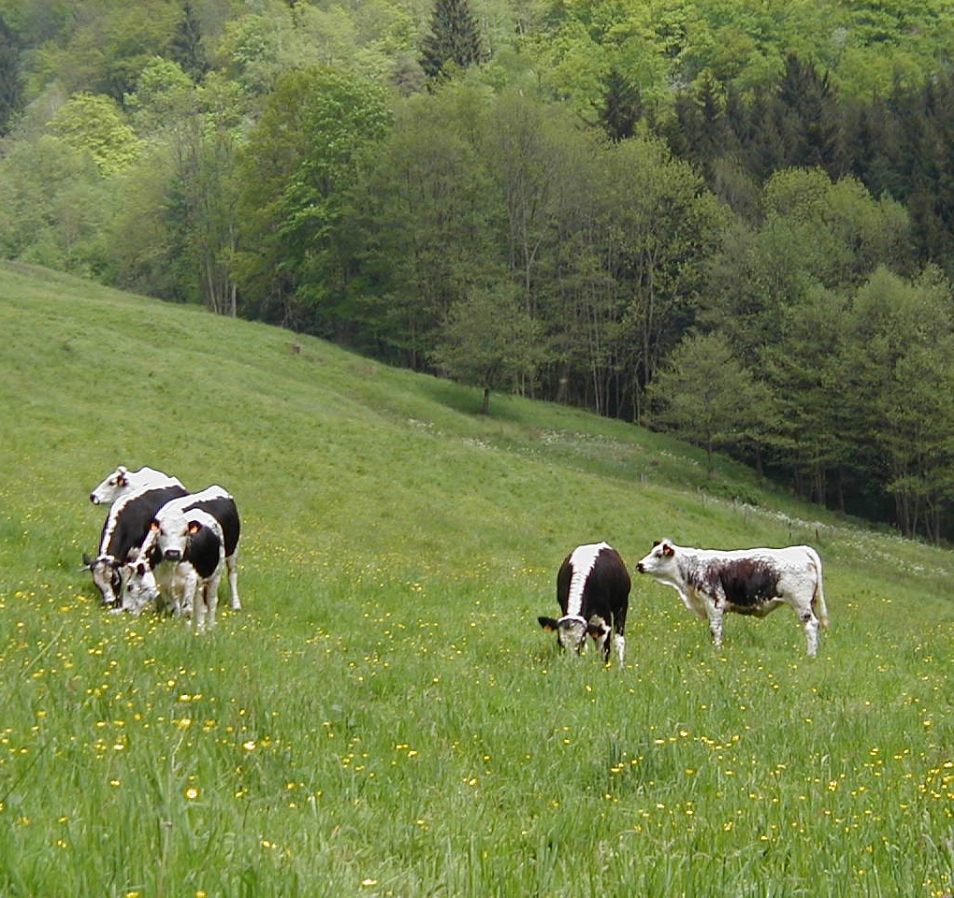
xmin=170 ymin=1 xmax=209 ymax=83
xmin=420 ymin=0 xmax=483 ymax=81
xmin=0 ymin=13 xmax=23 ymax=136
xmin=597 ymin=69 xmax=641 ymax=141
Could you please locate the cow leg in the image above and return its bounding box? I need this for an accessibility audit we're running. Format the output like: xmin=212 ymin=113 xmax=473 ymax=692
xmin=175 ymin=566 xmax=198 ymax=619
xmin=192 ymin=585 xmax=207 ymax=632
xmin=205 ymin=574 xmax=221 ymax=630
xmin=801 ymin=610 xmax=819 ymax=657
xmin=226 ymin=553 xmax=241 ymax=610
xmin=614 ymin=634 xmax=626 ymax=668
xmin=613 ymin=609 xmax=627 ymax=669
xmin=707 ymin=604 xmax=725 ymax=648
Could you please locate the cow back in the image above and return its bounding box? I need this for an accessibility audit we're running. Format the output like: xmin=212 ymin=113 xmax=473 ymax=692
xmin=184 ymin=495 xmax=240 ymax=557
xmin=100 ymin=484 xmax=189 ymax=559
xmin=185 ymin=519 xmax=224 ymax=580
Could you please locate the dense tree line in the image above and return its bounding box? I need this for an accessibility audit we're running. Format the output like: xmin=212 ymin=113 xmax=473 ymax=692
xmin=3 ymin=0 xmax=954 ymax=540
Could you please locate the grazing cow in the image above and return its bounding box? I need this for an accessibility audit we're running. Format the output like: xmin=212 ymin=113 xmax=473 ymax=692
xmin=82 ymin=483 xmax=189 ymax=606
xmin=90 ymin=465 xmax=184 ymax=506
xmin=123 ymin=486 xmax=241 ymax=619
xmin=635 ymin=538 xmax=829 ymax=656
xmin=538 ymin=542 xmax=630 ymax=667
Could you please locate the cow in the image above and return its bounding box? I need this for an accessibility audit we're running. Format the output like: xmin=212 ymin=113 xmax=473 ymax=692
xmin=122 ymin=486 xmax=241 ymax=620
xmin=538 ymin=542 xmax=630 ymax=668
xmin=82 ymin=482 xmax=189 ymax=607
xmin=90 ymin=465 xmax=184 ymax=506
xmin=140 ymin=506 xmax=226 ymax=632
xmin=635 ymin=538 xmax=829 ymax=656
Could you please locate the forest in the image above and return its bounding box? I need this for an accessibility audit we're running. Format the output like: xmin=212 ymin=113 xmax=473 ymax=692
xmin=3 ymin=0 xmax=954 ymax=540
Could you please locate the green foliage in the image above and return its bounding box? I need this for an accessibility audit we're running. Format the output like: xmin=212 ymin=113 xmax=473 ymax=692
xmin=235 ymin=66 xmax=390 ymax=331
xmin=0 ymin=134 xmax=111 ymax=275
xmin=648 ymin=331 xmax=775 ymax=476
xmin=48 ymin=92 xmax=144 ymax=176
xmin=846 ymin=267 xmax=954 ymax=540
xmin=345 ymin=82 xmax=497 ymax=364
xmin=430 ymin=281 xmax=545 ymax=412
xmin=2 ymin=263 xmax=954 ymax=896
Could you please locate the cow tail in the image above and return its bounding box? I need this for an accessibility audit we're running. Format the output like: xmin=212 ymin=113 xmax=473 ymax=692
xmin=809 ymin=548 xmax=830 ymax=629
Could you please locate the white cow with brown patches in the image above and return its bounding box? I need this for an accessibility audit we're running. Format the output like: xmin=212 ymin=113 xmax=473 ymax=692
xmin=636 ymin=538 xmax=829 ymax=656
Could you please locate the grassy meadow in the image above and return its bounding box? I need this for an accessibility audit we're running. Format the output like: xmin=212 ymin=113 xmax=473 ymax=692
xmin=1 ymin=260 xmax=953 ymax=897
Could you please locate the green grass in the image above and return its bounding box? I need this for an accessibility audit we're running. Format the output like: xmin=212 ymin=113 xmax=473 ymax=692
xmin=1 ymin=260 xmax=953 ymax=897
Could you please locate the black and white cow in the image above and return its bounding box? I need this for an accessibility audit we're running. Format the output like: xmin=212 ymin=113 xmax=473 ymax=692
xmin=142 ymin=505 xmax=226 ymax=631
xmin=90 ymin=465 xmax=184 ymax=506
xmin=82 ymin=482 xmax=189 ymax=606
xmin=538 ymin=542 xmax=630 ymax=667
xmin=122 ymin=486 xmax=241 ymax=622
xmin=635 ymin=538 xmax=829 ymax=656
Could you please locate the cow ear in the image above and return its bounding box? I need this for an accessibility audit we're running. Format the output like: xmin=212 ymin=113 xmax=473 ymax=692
xmin=150 ymin=520 xmax=160 ymax=532
xmin=538 ymin=616 xmax=559 ymax=632
xmin=663 ymin=542 xmax=675 ymax=557
xmin=80 ymin=553 xmax=93 ymax=571
xmin=187 ymin=521 xmax=202 ymax=535
xmin=652 ymin=540 xmax=660 ymax=547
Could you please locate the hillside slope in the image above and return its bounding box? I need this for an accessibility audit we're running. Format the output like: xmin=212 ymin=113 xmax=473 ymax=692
xmin=2 ymin=262 xmax=953 ymax=896
xmin=2 ymin=260 xmax=949 ymax=602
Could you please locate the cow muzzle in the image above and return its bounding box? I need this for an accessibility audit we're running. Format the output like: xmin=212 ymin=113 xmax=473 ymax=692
xmin=163 ymin=549 xmax=183 ymax=561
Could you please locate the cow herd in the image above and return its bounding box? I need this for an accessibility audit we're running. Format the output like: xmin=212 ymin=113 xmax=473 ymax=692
xmin=81 ymin=464 xmax=829 ymax=654
xmin=82 ymin=465 xmax=241 ymax=631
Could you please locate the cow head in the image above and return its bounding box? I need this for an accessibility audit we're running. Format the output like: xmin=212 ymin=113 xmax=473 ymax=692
xmin=121 ymin=557 xmax=160 ymax=616
xmin=538 ymin=614 xmax=606 ymax=655
xmin=151 ymin=509 xmax=192 ymax=562
xmin=90 ymin=466 xmax=129 ymax=505
xmin=82 ymin=552 xmax=122 ymax=606
xmin=636 ymin=539 xmax=677 ymax=576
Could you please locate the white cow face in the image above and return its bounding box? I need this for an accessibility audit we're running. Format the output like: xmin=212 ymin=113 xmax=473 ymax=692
xmin=635 ymin=539 xmax=677 ymax=577
xmin=122 ymin=559 xmax=160 ymax=615
xmin=538 ymin=615 xmax=603 ymax=655
xmin=83 ymin=552 xmax=122 ymax=606
xmin=153 ymin=510 xmax=192 ymax=562
xmin=90 ymin=466 xmax=129 ymax=505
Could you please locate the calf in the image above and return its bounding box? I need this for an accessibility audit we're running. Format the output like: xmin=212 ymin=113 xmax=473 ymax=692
xmin=123 ymin=486 xmax=241 ymax=619
xmin=90 ymin=465 xmax=184 ymax=506
xmin=635 ymin=538 xmax=829 ymax=656
xmin=538 ymin=542 xmax=630 ymax=667
xmin=82 ymin=483 xmax=188 ymax=607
